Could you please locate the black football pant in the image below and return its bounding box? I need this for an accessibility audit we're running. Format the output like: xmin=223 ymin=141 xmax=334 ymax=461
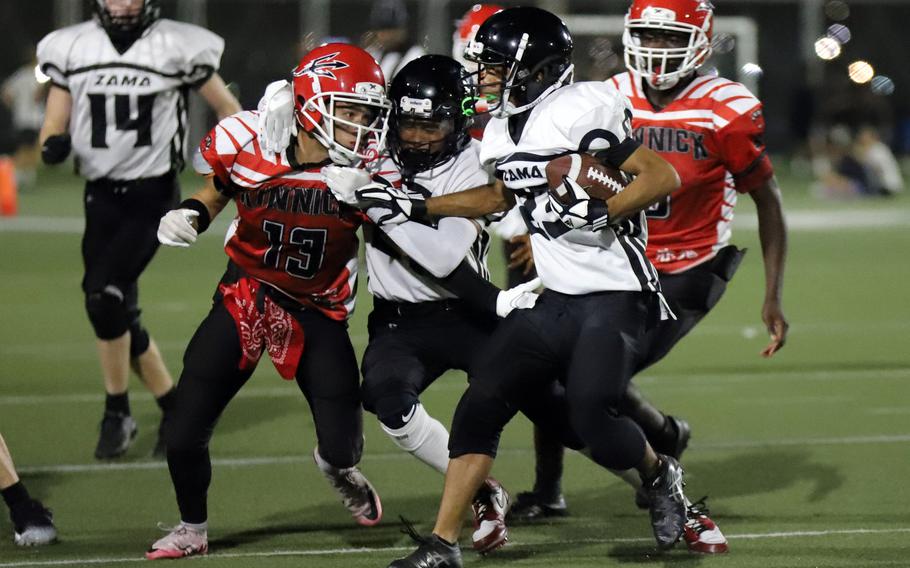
xmin=81 ymin=173 xmax=178 ymax=355
xmin=528 ymin=246 xmax=746 ymax=497
xmin=165 ymin=293 xmax=362 ymax=524
xmin=449 ymin=290 xmax=661 ymax=471
xmin=360 ymin=299 xmax=496 ymax=427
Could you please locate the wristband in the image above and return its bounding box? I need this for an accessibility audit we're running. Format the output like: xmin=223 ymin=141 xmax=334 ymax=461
xmin=179 ymin=198 xmax=212 ymax=233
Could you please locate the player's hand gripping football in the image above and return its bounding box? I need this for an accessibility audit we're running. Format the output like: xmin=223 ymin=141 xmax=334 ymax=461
xmin=548 ymin=175 xmax=611 ymax=231
xmin=355 ymin=184 xmax=428 ymax=226
xmin=157 ymin=209 xmax=200 ymax=248
xmin=760 ymin=299 xmax=789 ymax=357
xmin=257 ymin=80 xmax=296 ymax=154
xmin=323 ymin=165 xmax=372 ymax=205
xmin=495 ymin=277 xmax=542 ymax=318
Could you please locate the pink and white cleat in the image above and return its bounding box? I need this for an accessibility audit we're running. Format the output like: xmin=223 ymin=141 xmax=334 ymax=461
xmin=314 ymin=448 xmax=383 ymax=527
xmin=471 ymin=477 xmax=510 ymax=554
xmin=145 ymin=523 xmax=208 ymax=560
xmin=683 ymin=498 xmax=728 ymax=554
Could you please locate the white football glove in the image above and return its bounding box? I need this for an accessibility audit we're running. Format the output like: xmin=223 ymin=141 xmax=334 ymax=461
xmin=257 ymin=80 xmax=296 ymax=154
xmin=157 ymin=209 xmax=199 ymax=248
xmin=355 ymin=183 xmax=426 ymax=226
xmin=323 ymin=165 xmax=372 ymax=206
xmin=548 ymin=175 xmax=611 ymax=231
xmin=495 ymin=277 xmax=542 ymax=318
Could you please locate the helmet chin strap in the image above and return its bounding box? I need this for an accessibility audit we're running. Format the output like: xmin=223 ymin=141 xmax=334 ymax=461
xmin=497 ymin=64 xmax=575 ymax=118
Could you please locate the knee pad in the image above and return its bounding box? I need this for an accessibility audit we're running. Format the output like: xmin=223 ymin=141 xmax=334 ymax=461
xmin=85 ymin=286 xmax=130 ymax=339
xmin=448 ymin=384 xmax=517 ymax=459
xmin=361 ymin=362 xmax=422 ymax=417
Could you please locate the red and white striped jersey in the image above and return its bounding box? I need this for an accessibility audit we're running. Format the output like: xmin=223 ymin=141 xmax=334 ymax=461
xmin=194 ymin=110 xmax=365 ymax=320
xmin=609 ymin=72 xmax=774 ymax=273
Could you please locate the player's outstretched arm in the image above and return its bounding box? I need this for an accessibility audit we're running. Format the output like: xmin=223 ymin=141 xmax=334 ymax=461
xmin=750 ymin=177 xmax=789 ymax=357
xmin=425 ymin=179 xmax=515 ymax=218
xmin=606 ymin=145 xmax=680 ymax=220
xmin=39 ymin=86 xmax=72 ymax=165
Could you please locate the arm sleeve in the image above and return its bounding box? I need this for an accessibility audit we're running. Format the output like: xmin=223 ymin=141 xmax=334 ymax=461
xmin=179 ymin=24 xmax=225 ymax=88
xmin=716 ymin=100 xmax=774 ymax=193
xmin=371 ymin=213 xmax=480 ymax=278
xmin=437 ymin=260 xmax=499 ymax=315
xmin=36 ymin=30 xmax=71 ymax=90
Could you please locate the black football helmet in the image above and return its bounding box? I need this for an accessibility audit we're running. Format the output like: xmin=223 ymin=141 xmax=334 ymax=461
xmin=388 ymin=55 xmax=472 ymax=175
xmin=463 ymin=6 xmax=574 ymax=117
xmin=93 ymin=0 xmax=160 ymax=47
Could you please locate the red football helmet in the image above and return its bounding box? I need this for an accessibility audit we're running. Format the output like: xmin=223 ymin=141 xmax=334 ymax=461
xmin=292 ymin=43 xmax=391 ymax=165
xmin=623 ymin=0 xmax=713 ymax=90
xmin=452 ymin=4 xmax=503 ymax=68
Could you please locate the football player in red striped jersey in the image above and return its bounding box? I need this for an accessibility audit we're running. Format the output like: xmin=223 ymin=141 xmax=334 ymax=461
xmin=146 ymin=44 xmax=390 ymax=560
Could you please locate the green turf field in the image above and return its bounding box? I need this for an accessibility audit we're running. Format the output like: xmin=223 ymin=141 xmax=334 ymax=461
xmin=1 ymin=163 xmax=909 ymax=567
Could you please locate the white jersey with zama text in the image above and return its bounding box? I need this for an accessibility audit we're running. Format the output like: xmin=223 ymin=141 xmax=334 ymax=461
xmin=480 ymin=81 xmax=660 ymax=296
xmin=366 ymin=140 xmax=493 ymax=303
xmin=37 ymin=19 xmax=223 ymax=181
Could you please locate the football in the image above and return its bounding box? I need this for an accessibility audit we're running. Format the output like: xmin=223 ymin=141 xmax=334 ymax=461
xmin=545 ymin=153 xmax=628 ymax=204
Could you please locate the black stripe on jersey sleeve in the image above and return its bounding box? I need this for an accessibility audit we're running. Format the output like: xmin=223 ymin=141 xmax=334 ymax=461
xmin=186 ymin=65 xmax=216 ymax=89
xmin=592 ymin=137 xmax=640 ymax=169
xmin=64 ymin=61 xmax=214 ymax=81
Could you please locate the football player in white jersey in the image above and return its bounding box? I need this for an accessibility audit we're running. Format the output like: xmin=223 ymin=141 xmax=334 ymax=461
xmin=327 ymin=55 xmax=546 ymax=555
xmin=350 ymin=7 xmax=710 ymax=566
xmin=36 ymin=0 xmax=241 ymax=460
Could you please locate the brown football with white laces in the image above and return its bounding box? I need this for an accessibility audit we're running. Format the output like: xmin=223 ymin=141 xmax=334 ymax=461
xmin=545 ymin=152 xmax=628 ymax=204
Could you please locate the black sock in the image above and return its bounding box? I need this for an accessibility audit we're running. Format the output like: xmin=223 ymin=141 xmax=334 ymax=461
xmin=105 ymin=392 xmax=130 ymax=415
xmin=1 ymin=481 xmax=30 ymax=510
xmin=531 ymin=426 xmax=564 ymax=502
xmin=434 ymin=534 xmax=456 ymax=547
xmin=156 ymin=388 xmax=177 ymax=414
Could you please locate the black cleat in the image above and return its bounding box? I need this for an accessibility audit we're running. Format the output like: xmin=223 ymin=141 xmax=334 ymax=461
xmin=637 ymin=416 xmax=691 ymax=510
xmin=94 ymin=411 xmax=137 ymax=459
xmin=506 ymin=491 xmax=568 ymax=523
xmin=643 ymin=455 xmax=688 ymax=550
xmin=388 ymin=520 xmax=463 ymax=568
xmin=10 ymin=499 xmax=57 ymax=546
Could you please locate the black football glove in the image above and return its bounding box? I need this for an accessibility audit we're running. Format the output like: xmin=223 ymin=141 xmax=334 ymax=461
xmin=41 ymin=134 xmax=71 ymax=165
xmin=355 ymin=183 xmax=430 ymax=226
xmin=548 ymin=175 xmax=611 ymax=231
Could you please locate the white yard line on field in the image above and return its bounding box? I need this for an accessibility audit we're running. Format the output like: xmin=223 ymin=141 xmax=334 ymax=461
xmin=3 ymin=367 xmax=908 ymax=407
xmin=16 ymin=432 xmax=910 ymax=476
xmin=0 ymin=527 xmax=909 ymax=567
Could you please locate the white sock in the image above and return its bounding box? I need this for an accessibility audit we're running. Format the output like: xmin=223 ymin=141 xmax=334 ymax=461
xmin=381 ymin=403 xmax=450 ymax=475
xmin=180 ymin=520 xmax=208 ymax=533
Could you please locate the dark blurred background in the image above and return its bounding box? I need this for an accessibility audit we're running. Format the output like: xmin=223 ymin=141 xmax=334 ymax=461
xmin=1 ymin=0 xmax=907 ymax=179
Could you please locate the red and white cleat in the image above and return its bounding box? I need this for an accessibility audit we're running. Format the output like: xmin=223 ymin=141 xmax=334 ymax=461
xmin=314 ymin=448 xmax=383 ymax=527
xmin=145 ymin=523 xmax=208 ymax=560
xmin=471 ymin=477 xmax=510 ymax=554
xmin=683 ymin=498 xmax=728 ymax=554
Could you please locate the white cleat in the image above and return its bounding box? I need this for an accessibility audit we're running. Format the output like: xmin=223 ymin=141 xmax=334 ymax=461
xmin=145 ymin=523 xmax=208 ymax=560
xmin=314 ymin=448 xmax=382 ymax=526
